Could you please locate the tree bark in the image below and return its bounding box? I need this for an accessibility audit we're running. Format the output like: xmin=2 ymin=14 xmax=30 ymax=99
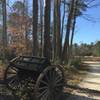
xmin=43 ymin=0 xmax=51 ymax=60
xmin=70 ymin=2 xmax=77 ymax=56
xmin=70 ymin=17 xmax=76 ymax=54
xmin=57 ymin=0 xmax=61 ymax=60
xmin=54 ymin=0 xmax=61 ymax=61
xmin=69 ymin=0 xmax=77 ymax=61
xmin=2 ymin=0 xmax=7 ymax=60
xmin=32 ymin=0 xmax=38 ymax=56
xmin=40 ymin=0 xmax=43 ymax=57
xmin=61 ymin=0 xmax=66 ymax=62
xmin=53 ymin=0 xmax=57 ymax=60
xmin=23 ymin=0 xmax=29 ymax=51
xmin=62 ymin=0 xmax=75 ymax=63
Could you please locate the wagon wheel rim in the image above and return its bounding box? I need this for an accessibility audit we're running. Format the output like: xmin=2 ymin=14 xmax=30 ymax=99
xmin=35 ymin=65 xmax=64 ymax=100
xmin=4 ymin=66 xmax=19 ymax=91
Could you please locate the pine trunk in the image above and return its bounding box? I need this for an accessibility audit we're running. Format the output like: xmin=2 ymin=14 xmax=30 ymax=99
xmin=32 ymin=0 xmax=38 ymax=56
xmin=43 ymin=0 xmax=51 ymax=60
xmin=54 ymin=0 xmax=61 ymax=61
xmin=40 ymin=0 xmax=43 ymax=57
xmin=62 ymin=0 xmax=75 ymax=63
xmin=2 ymin=0 xmax=7 ymax=59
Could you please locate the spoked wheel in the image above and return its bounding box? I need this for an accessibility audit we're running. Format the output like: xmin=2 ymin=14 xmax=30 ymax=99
xmin=4 ymin=66 xmax=35 ymax=99
xmin=35 ymin=65 xmax=65 ymax=100
xmin=4 ymin=65 xmax=19 ymax=91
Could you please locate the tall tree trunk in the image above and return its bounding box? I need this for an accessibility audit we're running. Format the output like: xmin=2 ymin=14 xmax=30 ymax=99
xmin=69 ymin=0 xmax=77 ymax=60
xmin=40 ymin=0 xmax=43 ymax=57
xmin=61 ymin=0 xmax=66 ymax=44
xmin=32 ymin=0 xmax=38 ymax=56
xmin=53 ymin=1 xmax=57 ymax=60
xmin=54 ymin=0 xmax=61 ymax=61
xmin=70 ymin=17 xmax=76 ymax=54
xmin=2 ymin=0 xmax=7 ymax=59
xmin=61 ymin=0 xmax=66 ymax=62
xmin=43 ymin=0 xmax=51 ymax=60
xmin=24 ymin=0 xmax=29 ymax=52
xmin=70 ymin=3 xmax=77 ymax=56
xmin=57 ymin=0 xmax=61 ymax=60
xmin=62 ymin=0 xmax=75 ymax=63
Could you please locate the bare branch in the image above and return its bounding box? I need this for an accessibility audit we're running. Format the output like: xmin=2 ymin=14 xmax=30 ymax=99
xmin=85 ymin=0 xmax=96 ymax=6
xmin=82 ymin=15 xmax=100 ymax=23
xmin=87 ymin=2 xmax=100 ymax=8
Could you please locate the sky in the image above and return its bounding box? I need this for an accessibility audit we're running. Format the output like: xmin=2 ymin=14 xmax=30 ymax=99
xmin=5 ymin=0 xmax=100 ymax=44
xmin=73 ymin=1 xmax=100 ymax=44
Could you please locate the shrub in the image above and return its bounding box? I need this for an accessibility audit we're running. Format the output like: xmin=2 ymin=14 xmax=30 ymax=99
xmin=70 ymin=57 xmax=82 ymax=67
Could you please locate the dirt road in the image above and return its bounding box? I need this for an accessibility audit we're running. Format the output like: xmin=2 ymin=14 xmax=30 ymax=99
xmin=66 ymin=61 xmax=100 ymax=100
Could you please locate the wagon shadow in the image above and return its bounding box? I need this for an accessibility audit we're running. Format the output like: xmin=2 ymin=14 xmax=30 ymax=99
xmin=0 ymin=92 xmax=93 ymax=100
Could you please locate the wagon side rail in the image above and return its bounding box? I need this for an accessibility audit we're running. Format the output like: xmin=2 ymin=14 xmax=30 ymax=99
xmin=10 ymin=56 xmax=20 ymax=63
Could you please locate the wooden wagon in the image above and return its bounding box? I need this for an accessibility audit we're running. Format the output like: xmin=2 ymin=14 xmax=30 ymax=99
xmin=4 ymin=56 xmax=65 ymax=100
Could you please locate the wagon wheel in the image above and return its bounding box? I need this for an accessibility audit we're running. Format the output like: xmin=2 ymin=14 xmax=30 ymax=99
xmin=4 ymin=66 xmax=35 ymax=99
xmin=35 ymin=65 xmax=65 ymax=100
xmin=4 ymin=65 xmax=20 ymax=91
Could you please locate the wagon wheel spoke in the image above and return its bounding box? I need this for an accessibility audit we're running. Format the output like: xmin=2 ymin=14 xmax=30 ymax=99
xmin=40 ymin=80 xmax=48 ymax=86
xmin=6 ymin=67 xmax=17 ymax=79
xmin=10 ymin=66 xmax=17 ymax=71
xmin=38 ymin=88 xmax=48 ymax=97
xmin=45 ymin=72 xmax=49 ymax=82
xmin=8 ymin=76 xmax=16 ymax=84
xmin=55 ymin=76 xmax=62 ymax=83
xmin=4 ymin=66 xmax=19 ymax=91
xmin=41 ymin=91 xmax=48 ymax=100
xmin=8 ymin=76 xmax=20 ymax=90
xmin=35 ymin=66 xmax=64 ymax=100
xmin=39 ymin=86 xmax=48 ymax=90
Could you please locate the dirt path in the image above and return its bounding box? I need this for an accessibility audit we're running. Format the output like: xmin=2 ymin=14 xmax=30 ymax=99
xmin=78 ymin=61 xmax=100 ymax=91
xmin=65 ymin=61 xmax=100 ymax=100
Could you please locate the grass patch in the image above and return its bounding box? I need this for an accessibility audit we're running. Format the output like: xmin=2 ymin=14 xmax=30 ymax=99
xmin=70 ymin=58 xmax=82 ymax=67
xmin=63 ymin=59 xmax=84 ymax=86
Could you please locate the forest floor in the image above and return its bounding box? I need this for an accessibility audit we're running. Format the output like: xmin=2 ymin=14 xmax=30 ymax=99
xmin=0 ymin=60 xmax=100 ymax=100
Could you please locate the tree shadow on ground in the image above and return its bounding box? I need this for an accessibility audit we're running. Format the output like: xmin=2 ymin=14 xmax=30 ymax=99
xmin=58 ymin=93 xmax=93 ymax=100
xmin=77 ymin=65 xmax=100 ymax=74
